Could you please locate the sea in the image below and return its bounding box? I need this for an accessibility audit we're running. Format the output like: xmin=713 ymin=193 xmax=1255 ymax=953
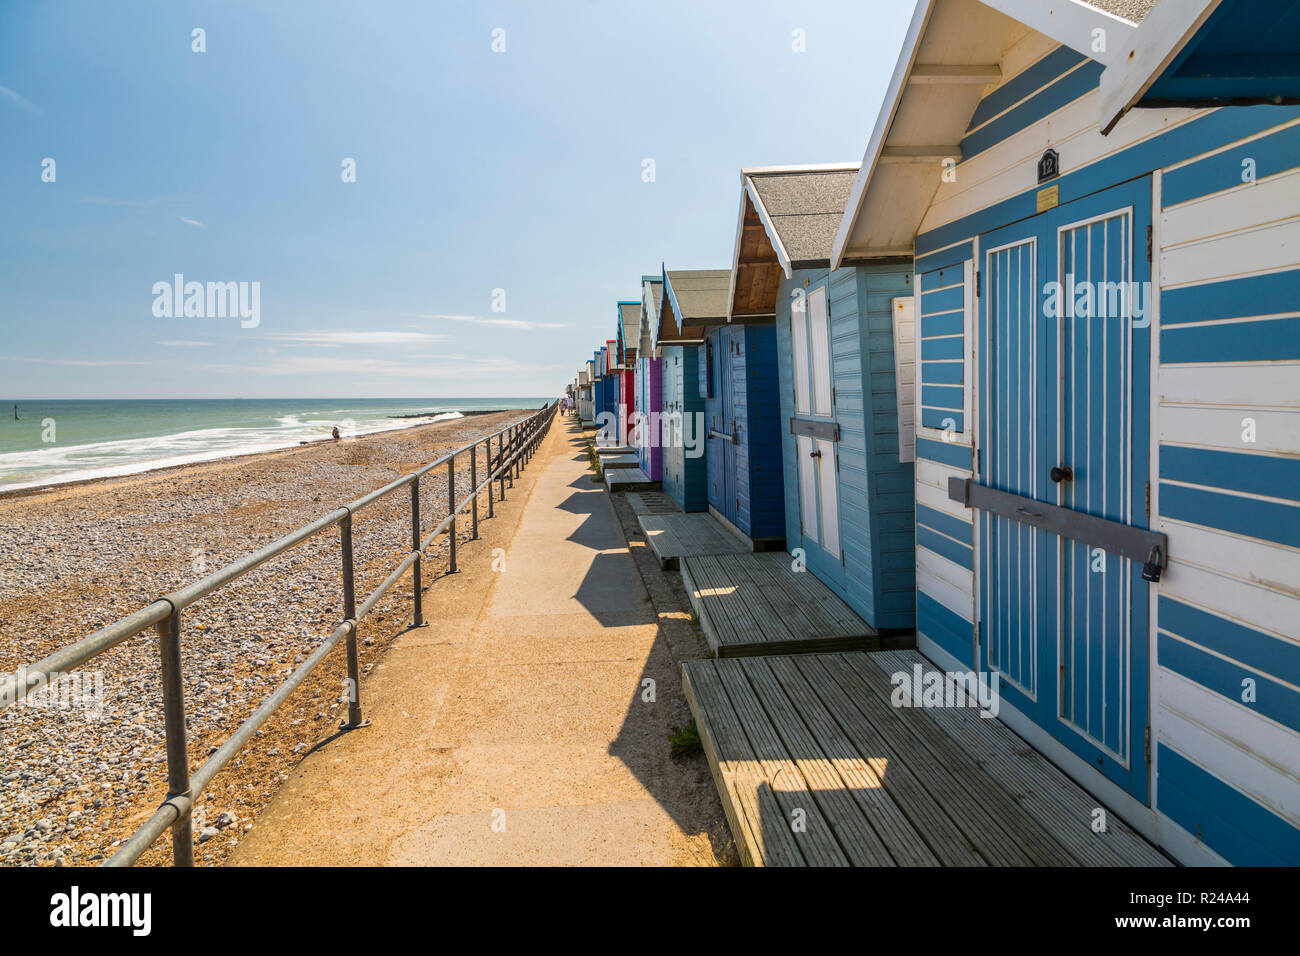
xmin=0 ymin=398 xmax=551 ymax=492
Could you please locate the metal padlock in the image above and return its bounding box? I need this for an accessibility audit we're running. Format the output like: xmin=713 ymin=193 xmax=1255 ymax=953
xmin=1141 ymin=545 xmax=1163 ymax=583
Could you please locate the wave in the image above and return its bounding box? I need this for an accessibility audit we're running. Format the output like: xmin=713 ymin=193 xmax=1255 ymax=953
xmin=0 ymin=410 xmax=471 ymax=491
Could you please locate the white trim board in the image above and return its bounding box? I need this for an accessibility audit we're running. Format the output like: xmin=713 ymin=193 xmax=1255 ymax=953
xmin=1099 ymin=0 xmax=1224 ymax=134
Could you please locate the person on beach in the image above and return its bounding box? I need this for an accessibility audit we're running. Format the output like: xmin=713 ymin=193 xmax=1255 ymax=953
xmin=331 ymin=425 xmax=341 ymax=441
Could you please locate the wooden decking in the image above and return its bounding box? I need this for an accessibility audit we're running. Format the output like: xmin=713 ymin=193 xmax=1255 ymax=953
xmin=600 ymin=453 xmax=642 ymax=470
xmin=626 ymin=490 xmax=680 ymax=517
xmin=593 ymin=444 xmax=634 ymax=456
xmin=681 ymin=552 xmax=878 ymax=657
xmin=604 ymin=467 xmax=658 ymax=492
xmin=682 ymin=649 xmax=1172 ymax=867
xmin=638 ymin=512 xmax=747 ymax=569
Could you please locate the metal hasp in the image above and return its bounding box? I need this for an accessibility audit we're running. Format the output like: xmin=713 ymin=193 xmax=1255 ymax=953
xmin=947 ymin=477 xmax=1168 ymax=573
xmin=790 ymin=418 xmax=840 ymax=442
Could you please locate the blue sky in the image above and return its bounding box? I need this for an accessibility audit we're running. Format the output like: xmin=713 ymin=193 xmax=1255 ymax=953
xmin=0 ymin=1 xmax=912 ymax=399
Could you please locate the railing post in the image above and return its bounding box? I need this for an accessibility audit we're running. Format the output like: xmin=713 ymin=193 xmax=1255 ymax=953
xmin=156 ymin=609 xmax=193 ymax=867
xmin=508 ymin=427 xmax=516 ymax=487
xmin=470 ymin=440 xmax=479 ymax=539
xmin=410 ymin=479 xmax=424 ymax=627
xmin=499 ymin=432 xmax=507 ymax=500
xmin=447 ymin=455 xmax=457 ymax=573
xmin=487 ymin=437 xmax=495 ymax=518
xmin=340 ymin=513 xmax=365 ymax=729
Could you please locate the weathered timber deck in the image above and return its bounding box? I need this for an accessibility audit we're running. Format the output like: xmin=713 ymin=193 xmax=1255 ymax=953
xmin=593 ymin=444 xmax=634 ymax=456
xmin=682 ymin=650 xmax=1172 ymax=867
xmin=626 ymin=490 xmax=680 ymax=517
xmin=637 ymin=512 xmax=748 ymax=569
xmin=600 ymin=453 xmax=642 ymax=470
xmin=681 ymin=552 xmax=878 ymax=657
xmin=604 ymin=467 xmax=659 ymax=492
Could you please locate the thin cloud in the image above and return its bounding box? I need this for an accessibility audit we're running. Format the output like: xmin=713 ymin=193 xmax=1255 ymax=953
xmin=402 ymin=312 xmax=569 ymax=332
xmin=0 ymin=354 xmax=152 ymax=368
xmin=179 ymin=217 xmax=205 ymax=229
xmin=155 ymin=340 xmax=214 ymax=347
xmin=240 ymin=354 xmax=561 ymax=380
xmin=0 ymin=86 xmax=41 ymax=115
xmin=79 ymin=196 xmax=168 ymax=209
xmin=267 ymin=330 xmax=446 ymax=347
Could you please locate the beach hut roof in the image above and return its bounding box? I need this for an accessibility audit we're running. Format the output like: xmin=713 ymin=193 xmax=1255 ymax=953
xmin=830 ymin=0 xmax=1155 ymax=267
xmin=657 ymin=268 xmax=730 ymax=343
xmin=1099 ymin=0 xmax=1299 ymax=134
xmin=727 ymin=163 xmax=860 ymax=321
xmin=618 ymin=301 xmax=642 ymax=365
xmin=641 ymin=276 xmax=663 ymax=355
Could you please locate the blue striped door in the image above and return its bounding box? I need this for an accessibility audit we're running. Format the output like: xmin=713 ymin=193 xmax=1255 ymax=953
xmin=709 ymin=330 xmax=738 ymax=524
xmin=981 ymin=236 xmax=1041 ymax=701
xmin=980 ymin=178 xmax=1152 ymax=803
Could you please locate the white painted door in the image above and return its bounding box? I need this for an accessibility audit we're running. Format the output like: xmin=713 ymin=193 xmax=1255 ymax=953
xmin=790 ymin=286 xmax=841 ymax=563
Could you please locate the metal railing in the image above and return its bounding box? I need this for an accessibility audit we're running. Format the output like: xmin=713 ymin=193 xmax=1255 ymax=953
xmin=0 ymin=402 xmax=558 ymax=866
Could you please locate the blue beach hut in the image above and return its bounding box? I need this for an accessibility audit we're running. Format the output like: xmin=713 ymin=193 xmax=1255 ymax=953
xmin=729 ymin=162 xmax=918 ymax=631
xmin=655 ymin=268 xmax=717 ymax=512
xmin=683 ymin=260 xmax=787 ymax=548
xmin=832 ymin=0 xmax=1300 ymax=865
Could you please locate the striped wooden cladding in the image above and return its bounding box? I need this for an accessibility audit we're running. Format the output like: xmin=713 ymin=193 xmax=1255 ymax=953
xmin=981 ymin=237 xmax=1038 ymax=701
xmin=636 ymin=356 xmax=663 ymax=481
xmin=907 ymin=36 xmax=1300 ymax=861
xmin=660 ymin=344 xmax=708 ymax=513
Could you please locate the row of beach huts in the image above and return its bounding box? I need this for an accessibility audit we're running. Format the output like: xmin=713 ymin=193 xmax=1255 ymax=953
xmin=567 ymin=0 xmax=1299 ymax=867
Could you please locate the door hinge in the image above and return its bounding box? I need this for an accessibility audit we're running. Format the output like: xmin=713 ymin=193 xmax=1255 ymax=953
xmin=1145 ymin=481 xmax=1151 ymax=516
xmin=975 ymin=270 xmax=981 ymax=298
xmin=1144 ymin=724 xmax=1151 ymax=765
xmin=1146 ymin=225 xmax=1153 ymax=265
xmin=976 ymin=448 xmax=982 ymax=475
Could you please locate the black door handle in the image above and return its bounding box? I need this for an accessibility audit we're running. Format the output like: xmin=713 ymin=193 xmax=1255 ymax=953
xmin=1050 ymin=465 xmax=1074 ymax=483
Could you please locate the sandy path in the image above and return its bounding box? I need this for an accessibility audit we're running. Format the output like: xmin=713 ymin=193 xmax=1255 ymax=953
xmin=232 ymin=417 xmax=727 ymax=866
